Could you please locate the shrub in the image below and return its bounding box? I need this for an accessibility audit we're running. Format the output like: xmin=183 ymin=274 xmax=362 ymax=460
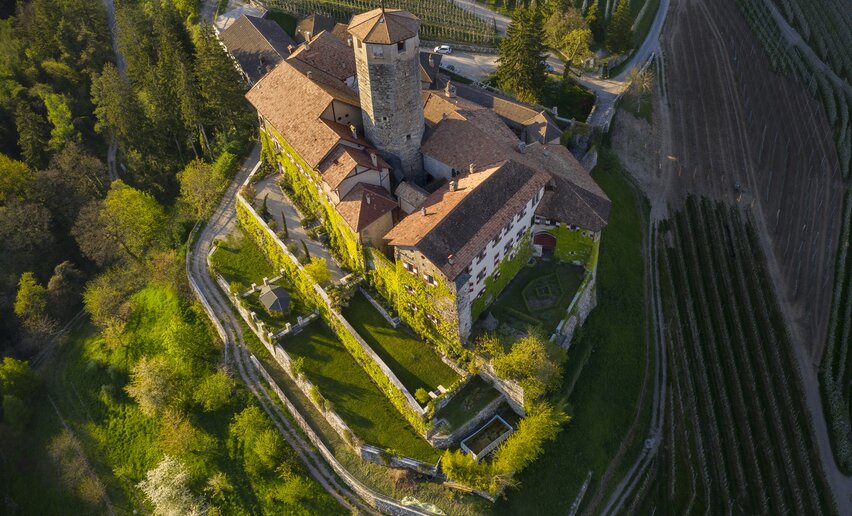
xmin=304 ymin=258 xmax=331 ymax=286
xmin=492 ymin=330 xmax=566 ymax=401
xmin=415 ymin=388 xmax=430 ymax=405
xmin=290 ymin=356 xmax=305 ymax=379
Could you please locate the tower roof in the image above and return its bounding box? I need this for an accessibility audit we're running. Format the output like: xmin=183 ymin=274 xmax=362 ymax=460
xmin=348 ymin=8 xmax=420 ymax=44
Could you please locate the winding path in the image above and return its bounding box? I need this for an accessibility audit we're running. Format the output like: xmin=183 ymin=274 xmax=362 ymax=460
xmin=185 ymin=145 xmax=372 ymax=513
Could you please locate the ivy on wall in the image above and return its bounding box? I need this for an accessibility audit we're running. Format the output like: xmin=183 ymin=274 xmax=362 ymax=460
xmin=237 ymin=198 xmax=430 ymax=435
xmin=470 ymin=233 xmax=534 ymax=321
xmin=545 ymin=225 xmax=596 ymax=266
xmin=262 ymin=126 xmax=364 ymax=272
xmin=366 ymin=248 xmax=466 ymax=359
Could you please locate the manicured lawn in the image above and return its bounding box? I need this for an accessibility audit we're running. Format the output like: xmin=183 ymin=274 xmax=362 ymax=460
xmin=210 ymin=229 xmax=276 ymax=293
xmin=492 ymin=260 xmax=586 ymax=334
xmin=283 ymin=323 xmax=440 ymax=461
xmin=434 ymin=376 xmax=503 ymax=432
xmin=342 ymin=292 xmax=460 ymax=395
xmin=495 ymin=148 xmax=648 ymax=513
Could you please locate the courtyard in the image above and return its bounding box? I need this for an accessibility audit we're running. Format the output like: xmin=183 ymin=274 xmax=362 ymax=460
xmin=489 ymin=260 xmax=586 ymax=337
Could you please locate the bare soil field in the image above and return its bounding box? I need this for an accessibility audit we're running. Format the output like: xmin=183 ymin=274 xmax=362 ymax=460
xmin=659 ymin=0 xmax=845 ymax=363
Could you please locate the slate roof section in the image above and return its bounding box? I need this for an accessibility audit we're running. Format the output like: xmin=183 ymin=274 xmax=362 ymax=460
xmin=395 ymin=181 xmax=429 ymax=211
xmin=288 ymin=30 xmax=356 ymax=82
xmin=259 ymin=284 xmax=291 ymax=312
xmin=247 ymin=61 xmax=352 ymax=168
xmin=219 ymin=14 xmax=296 ymax=83
xmin=336 ymin=183 xmax=398 ymax=232
xmin=419 ymin=52 xmax=442 ymax=88
xmin=296 ymin=14 xmax=337 ymax=42
xmin=386 ymin=161 xmax=550 ymax=280
xmin=348 ymin=9 xmax=420 ymax=44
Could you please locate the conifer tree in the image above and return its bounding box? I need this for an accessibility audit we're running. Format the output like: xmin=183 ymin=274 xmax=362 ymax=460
xmin=605 ymin=0 xmax=633 ymax=54
xmin=497 ymin=5 xmax=548 ymax=103
xmin=585 ymin=2 xmax=605 ymax=44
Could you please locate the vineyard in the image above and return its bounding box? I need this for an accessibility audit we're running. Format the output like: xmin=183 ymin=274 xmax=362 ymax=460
xmin=260 ymin=0 xmax=499 ymax=45
xmin=733 ymin=0 xmax=852 ymax=178
xmin=633 ymin=198 xmax=835 ymax=513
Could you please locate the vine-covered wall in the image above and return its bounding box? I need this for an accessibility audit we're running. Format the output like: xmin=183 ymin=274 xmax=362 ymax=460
xmin=261 ymin=125 xmax=365 ymax=272
xmin=366 ymin=248 xmax=465 ymax=357
xmin=470 ymin=232 xmax=533 ymax=321
xmin=237 ymin=196 xmax=430 ymax=435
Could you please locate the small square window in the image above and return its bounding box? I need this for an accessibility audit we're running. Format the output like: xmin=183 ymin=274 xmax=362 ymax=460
xmin=397 ymin=41 xmax=406 ymax=52
xmin=405 ymin=134 xmax=411 ymax=141
xmin=372 ymin=46 xmax=384 ymax=58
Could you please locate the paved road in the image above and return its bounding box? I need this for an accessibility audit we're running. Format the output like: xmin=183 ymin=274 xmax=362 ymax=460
xmin=253 ymin=175 xmax=347 ymax=282
xmin=186 ymin=145 xmax=370 ymax=513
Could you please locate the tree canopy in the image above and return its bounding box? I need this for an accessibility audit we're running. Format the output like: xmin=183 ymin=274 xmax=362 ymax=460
xmin=497 ymin=6 xmax=549 ymax=103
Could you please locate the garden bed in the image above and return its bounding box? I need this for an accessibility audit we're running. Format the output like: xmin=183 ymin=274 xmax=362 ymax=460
xmin=342 ymin=292 xmax=460 ymax=395
xmin=434 ymin=376 xmax=502 ymax=432
xmin=282 ymin=323 xmax=440 ymax=462
xmin=490 ymin=261 xmax=585 ymax=338
xmin=460 ymin=415 xmax=514 ymax=460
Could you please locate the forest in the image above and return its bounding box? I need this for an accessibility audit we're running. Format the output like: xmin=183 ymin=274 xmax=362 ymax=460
xmin=0 ymin=0 xmax=340 ymax=512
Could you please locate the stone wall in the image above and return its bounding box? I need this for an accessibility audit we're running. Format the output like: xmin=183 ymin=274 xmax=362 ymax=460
xmin=359 ymin=287 xmax=400 ymax=327
xmin=428 ymin=394 xmax=505 ymax=448
xmin=478 ymin=361 xmax=526 ymax=416
xmin=555 ymin=272 xmax=597 ymax=348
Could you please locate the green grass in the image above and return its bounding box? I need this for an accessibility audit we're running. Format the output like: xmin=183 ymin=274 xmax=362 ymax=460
xmin=434 ymin=376 xmax=503 ymax=431
xmin=283 ymin=323 xmax=440 ymax=461
xmin=210 ymin=229 xmax=276 ymax=293
xmin=342 ymin=292 xmax=460 ymax=395
xmin=267 ymin=11 xmax=298 ymax=37
xmin=495 ymin=148 xmax=647 ymax=513
xmin=541 ymin=78 xmax=595 ymax=121
xmin=492 ymin=261 xmax=585 ymax=333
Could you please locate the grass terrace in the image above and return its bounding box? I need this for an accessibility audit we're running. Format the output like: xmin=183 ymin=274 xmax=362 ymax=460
xmin=282 ymin=324 xmax=440 ymax=461
xmin=434 ymin=376 xmax=503 ymax=432
xmin=210 ymin=230 xmax=276 ymax=293
xmin=491 ymin=260 xmax=585 ymax=337
xmin=342 ymin=292 xmax=460 ymax=395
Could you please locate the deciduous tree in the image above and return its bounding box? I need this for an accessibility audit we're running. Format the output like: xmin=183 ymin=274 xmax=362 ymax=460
xmin=138 ymin=456 xmax=205 ymax=516
xmin=304 ymin=258 xmax=331 ymax=286
xmin=125 ymin=356 xmax=177 ymax=417
xmin=178 ymin=159 xmax=226 ymax=218
xmin=492 ymin=330 xmax=566 ymax=400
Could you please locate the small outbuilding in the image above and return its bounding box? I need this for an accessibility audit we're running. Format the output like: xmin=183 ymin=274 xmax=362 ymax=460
xmin=259 ymin=284 xmax=291 ymax=314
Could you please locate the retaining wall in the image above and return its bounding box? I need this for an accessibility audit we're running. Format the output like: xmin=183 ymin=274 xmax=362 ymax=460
xmin=478 ymin=361 xmax=526 ymax=416
xmin=428 ymin=394 xmax=506 ymax=449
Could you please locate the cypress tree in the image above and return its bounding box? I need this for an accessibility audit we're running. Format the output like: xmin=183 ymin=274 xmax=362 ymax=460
xmin=301 ymin=239 xmax=310 ymax=261
xmin=585 ymin=2 xmax=605 ymax=44
xmin=280 ymin=211 xmax=288 ymax=239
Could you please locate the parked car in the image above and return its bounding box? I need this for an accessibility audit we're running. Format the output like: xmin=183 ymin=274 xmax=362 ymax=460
xmin=543 ymin=61 xmax=556 ymax=73
xmin=434 ymin=44 xmax=453 ymax=54
xmin=440 ymin=63 xmax=456 ymax=72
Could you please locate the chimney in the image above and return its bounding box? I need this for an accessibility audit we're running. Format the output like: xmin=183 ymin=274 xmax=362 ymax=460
xmin=516 ymin=141 xmax=527 ymax=154
xmin=429 ymin=54 xmax=434 ymax=67
xmin=445 ymin=80 xmax=456 ymax=98
xmin=306 ymin=70 xmax=313 ymax=80
xmin=366 ymin=193 xmax=372 ymax=205
xmin=305 ymin=31 xmax=312 ymax=47
xmin=447 ymin=254 xmax=455 ymax=265
xmin=369 ymin=151 xmax=378 ymax=167
xmin=449 ymin=180 xmax=457 ymax=192
xmin=347 ymin=37 xmax=353 ymax=47
xmin=349 ymin=123 xmax=358 ymax=140
xmin=442 ymin=112 xmax=448 ymax=120
xmin=468 ymin=163 xmax=475 ymax=174
xmin=552 ymin=106 xmax=558 ymax=116
xmin=421 ymin=206 xmax=426 ymax=216
xmin=287 ymin=44 xmax=295 ymax=53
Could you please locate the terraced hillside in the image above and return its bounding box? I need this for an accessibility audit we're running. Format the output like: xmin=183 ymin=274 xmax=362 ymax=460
xmin=631 ymin=198 xmax=835 ymax=513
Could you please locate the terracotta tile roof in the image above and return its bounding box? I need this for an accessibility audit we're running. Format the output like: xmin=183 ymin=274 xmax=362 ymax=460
xmin=336 ymin=183 xmax=397 ymax=232
xmin=386 ymin=160 xmax=550 ymax=279
xmin=330 ymin=23 xmax=351 ymax=42
xmin=318 ymin=146 xmax=388 ymax=189
xmin=288 ymin=30 xmax=356 ymax=82
xmin=247 ymin=61 xmax=348 ymax=168
xmin=219 ymin=15 xmax=295 ymax=83
xmin=395 ymin=181 xmax=429 ymax=211
xmin=451 ymin=81 xmax=562 ymax=143
xmin=295 ymin=14 xmax=336 ymax=42
xmin=348 ymin=9 xmax=420 ymax=44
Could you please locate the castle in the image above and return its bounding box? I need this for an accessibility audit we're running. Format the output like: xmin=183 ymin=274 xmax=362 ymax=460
xmin=238 ymin=8 xmax=611 ymax=344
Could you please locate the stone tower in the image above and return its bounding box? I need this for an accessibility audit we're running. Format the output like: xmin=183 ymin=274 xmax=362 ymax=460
xmin=349 ymin=8 xmax=425 ymax=184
